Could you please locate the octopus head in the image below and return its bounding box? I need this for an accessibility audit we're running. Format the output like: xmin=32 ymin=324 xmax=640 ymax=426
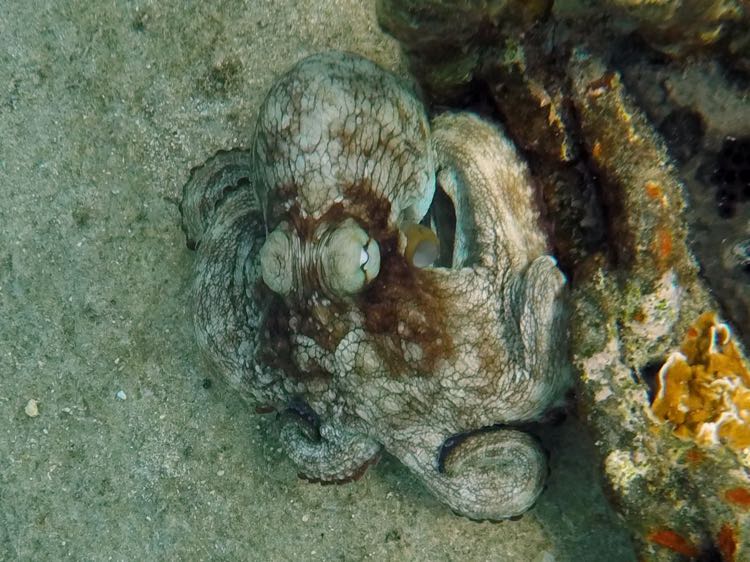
xmin=260 ymin=217 xmax=380 ymax=298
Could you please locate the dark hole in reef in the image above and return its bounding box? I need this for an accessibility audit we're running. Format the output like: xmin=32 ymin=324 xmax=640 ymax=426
xmin=696 ymin=543 xmax=724 ymax=562
xmin=609 ymin=32 xmax=673 ymax=69
xmin=657 ymin=107 xmax=705 ymax=165
xmin=710 ymin=135 xmax=750 ymax=217
xmin=424 ymin=181 xmax=457 ymax=268
xmin=636 ymin=359 xmax=663 ymax=403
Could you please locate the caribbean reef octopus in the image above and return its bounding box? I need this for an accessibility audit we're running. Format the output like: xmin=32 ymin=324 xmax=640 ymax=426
xmin=180 ymin=51 xmax=569 ymax=520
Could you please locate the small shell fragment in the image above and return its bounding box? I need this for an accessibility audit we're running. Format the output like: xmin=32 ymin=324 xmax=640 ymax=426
xmin=25 ymin=399 xmax=39 ymax=417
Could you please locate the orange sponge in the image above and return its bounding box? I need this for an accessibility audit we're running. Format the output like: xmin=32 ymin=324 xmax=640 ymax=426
xmin=652 ymin=312 xmax=750 ymax=450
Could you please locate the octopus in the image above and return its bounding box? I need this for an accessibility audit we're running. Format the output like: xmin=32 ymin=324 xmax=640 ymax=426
xmin=180 ymin=51 xmax=569 ymax=520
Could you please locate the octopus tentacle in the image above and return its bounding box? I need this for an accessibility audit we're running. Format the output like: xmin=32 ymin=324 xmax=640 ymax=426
xmin=180 ymin=149 xmax=256 ymax=250
xmin=388 ymin=426 xmax=547 ymax=520
xmin=184 ymin=153 xmax=296 ymax=407
xmin=432 ymin=112 xmax=548 ymax=271
xmin=279 ymin=409 xmax=382 ymax=483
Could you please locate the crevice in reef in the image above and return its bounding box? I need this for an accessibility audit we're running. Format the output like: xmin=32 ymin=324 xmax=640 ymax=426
xmin=424 ymin=181 xmax=456 ymax=268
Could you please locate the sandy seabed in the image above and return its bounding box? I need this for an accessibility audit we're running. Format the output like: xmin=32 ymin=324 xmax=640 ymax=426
xmin=0 ymin=2 xmax=634 ymax=560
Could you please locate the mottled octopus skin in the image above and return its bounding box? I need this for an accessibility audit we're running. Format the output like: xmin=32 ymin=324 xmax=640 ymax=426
xmin=181 ymin=51 xmax=569 ymax=520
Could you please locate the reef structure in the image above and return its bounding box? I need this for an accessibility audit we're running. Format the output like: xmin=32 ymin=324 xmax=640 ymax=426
xmin=377 ymin=0 xmax=750 ymax=559
xmin=569 ymin=52 xmax=750 ymax=562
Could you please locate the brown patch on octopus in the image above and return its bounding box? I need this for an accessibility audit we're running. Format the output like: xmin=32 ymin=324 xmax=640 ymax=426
xmin=262 ymin=178 xmax=453 ymax=379
xmin=343 ymin=181 xmax=454 ymax=376
xmin=255 ymin=282 xmax=310 ymax=381
xmin=361 ymin=232 xmax=454 ymax=376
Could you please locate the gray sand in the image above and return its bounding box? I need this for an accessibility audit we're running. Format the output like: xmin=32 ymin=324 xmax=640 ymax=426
xmin=0 ymin=2 xmax=634 ymax=560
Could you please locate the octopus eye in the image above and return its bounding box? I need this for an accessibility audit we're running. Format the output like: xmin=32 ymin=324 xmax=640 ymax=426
xmin=260 ymin=224 xmax=294 ymax=296
xmin=322 ymin=219 xmax=380 ymax=296
xmin=361 ymin=237 xmax=381 ymax=280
